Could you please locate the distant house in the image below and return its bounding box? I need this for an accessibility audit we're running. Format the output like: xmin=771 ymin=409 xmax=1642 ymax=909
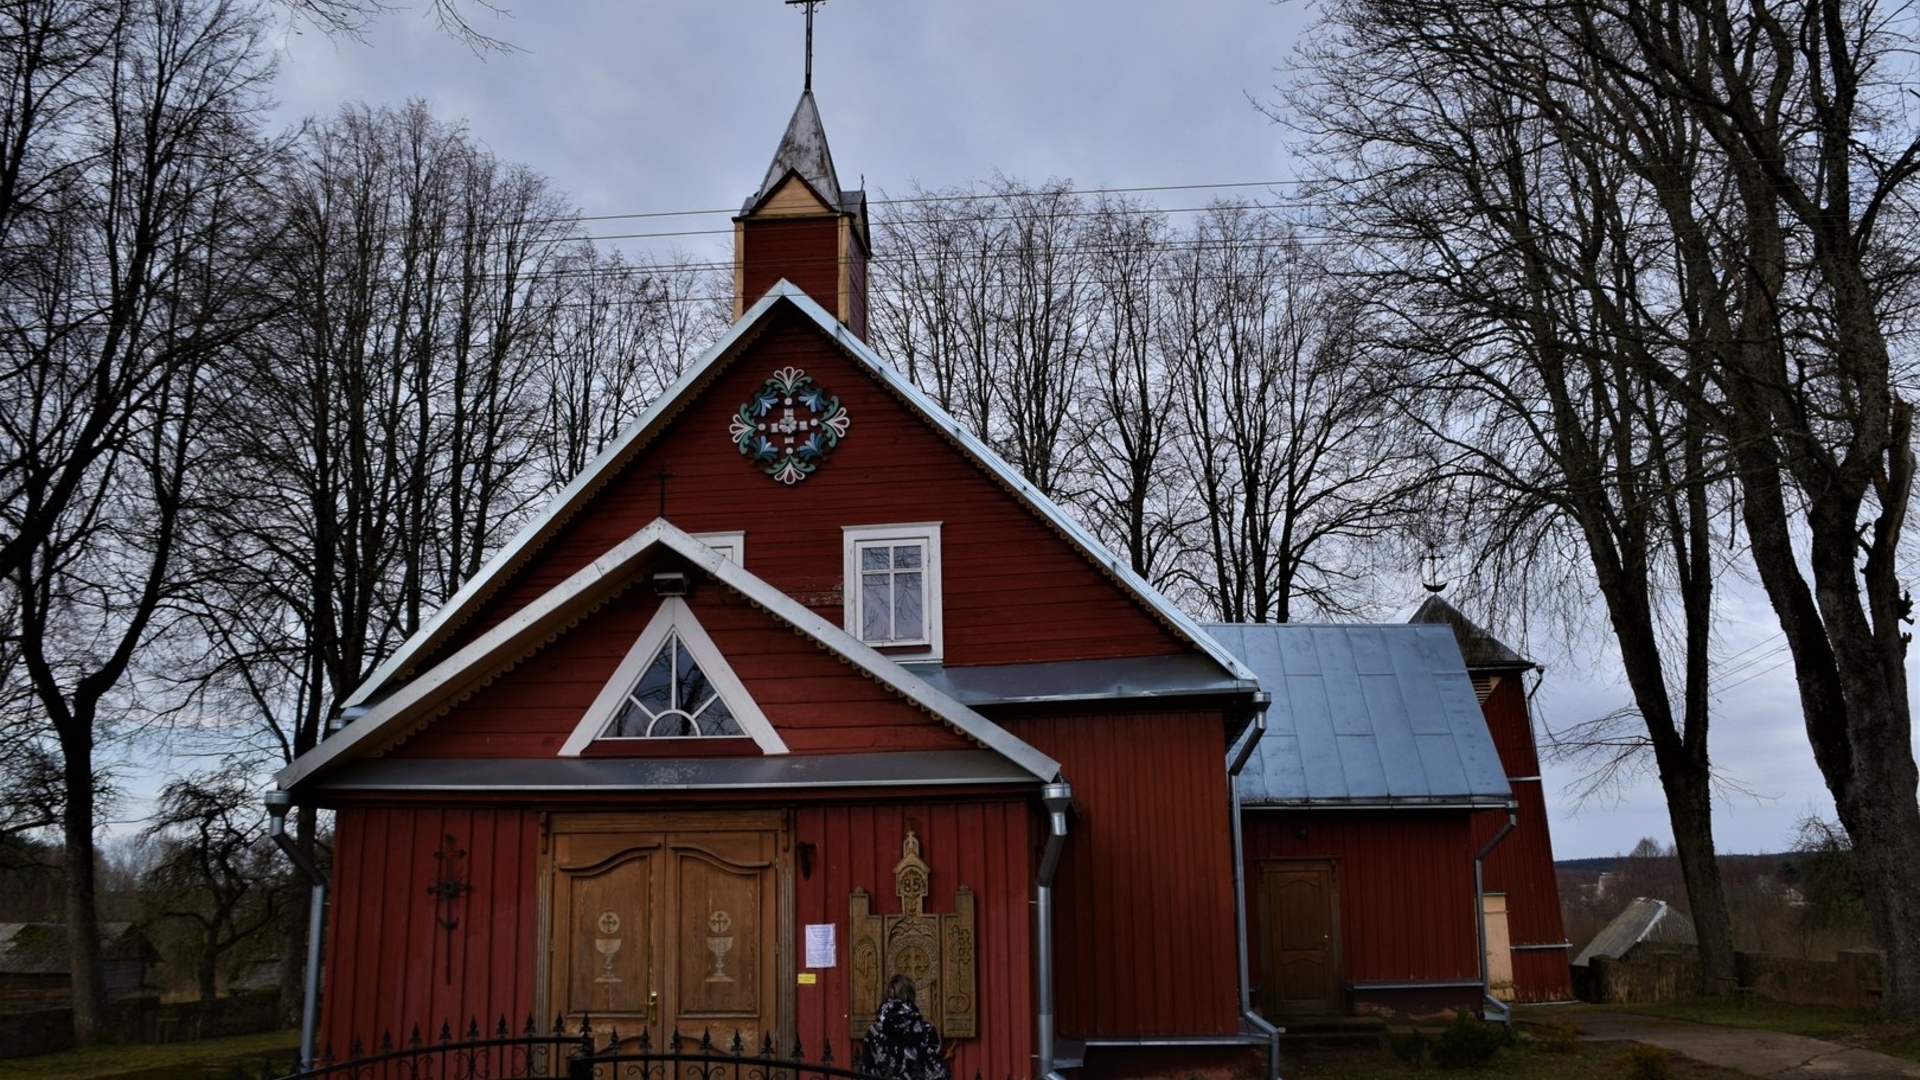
xmin=1573 ymin=899 xmax=1698 ymax=968
xmin=0 ymin=922 xmax=153 ymax=1004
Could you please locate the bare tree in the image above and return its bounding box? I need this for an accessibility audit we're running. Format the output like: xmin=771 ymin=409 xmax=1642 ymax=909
xmin=0 ymin=0 xmax=277 ymax=1042
xmin=1285 ymin=0 xmax=1920 ymax=1017
xmin=141 ymin=766 xmax=282 ymax=1004
xmin=1073 ymin=195 xmax=1188 ymax=586
xmin=1161 ymin=204 xmax=1421 ymax=622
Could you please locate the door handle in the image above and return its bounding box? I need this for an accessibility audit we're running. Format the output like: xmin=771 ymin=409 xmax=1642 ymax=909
xmin=648 ymin=989 xmax=659 ymax=1023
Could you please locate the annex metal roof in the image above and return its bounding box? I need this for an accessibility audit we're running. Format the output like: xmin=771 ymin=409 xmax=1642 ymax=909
xmin=282 ymin=520 xmax=1062 ymax=794
xmin=341 ymin=282 xmax=1256 ymax=714
xmin=1207 ymin=623 xmax=1511 ymax=808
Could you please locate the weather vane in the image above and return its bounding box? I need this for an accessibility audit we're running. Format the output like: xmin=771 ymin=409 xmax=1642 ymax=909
xmin=785 ymin=0 xmax=829 ymax=91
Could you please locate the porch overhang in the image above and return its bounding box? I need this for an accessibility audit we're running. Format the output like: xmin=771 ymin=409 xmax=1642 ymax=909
xmin=291 ymin=749 xmax=1043 ymax=795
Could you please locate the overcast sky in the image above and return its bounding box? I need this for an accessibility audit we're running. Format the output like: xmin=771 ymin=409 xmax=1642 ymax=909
xmin=253 ymin=0 xmax=1916 ymax=861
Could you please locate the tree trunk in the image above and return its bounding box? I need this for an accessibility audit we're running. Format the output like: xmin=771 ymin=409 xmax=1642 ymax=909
xmin=1661 ymin=765 xmax=1735 ymax=994
xmin=62 ymin=760 xmax=105 ymax=1045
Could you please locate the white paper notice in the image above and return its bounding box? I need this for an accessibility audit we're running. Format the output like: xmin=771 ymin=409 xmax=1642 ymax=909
xmin=804 ymin=924 xmax=836 ymax=968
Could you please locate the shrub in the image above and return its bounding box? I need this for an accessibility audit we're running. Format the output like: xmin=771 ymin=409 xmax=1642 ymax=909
xmin=1388 ymin=1028 xmax=1431 ymax=1067
xmin=1624 ymin=1043 xmax=1674 ymax=1080
xmin=1431 ymin=1010 xmax=1510 ymax=1069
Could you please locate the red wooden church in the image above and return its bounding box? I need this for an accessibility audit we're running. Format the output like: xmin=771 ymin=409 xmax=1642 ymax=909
xmin=272 ymin=91 xmax=1569 ymax=1080
xmin=274 ymin=91 xmax=1278 ymax=1080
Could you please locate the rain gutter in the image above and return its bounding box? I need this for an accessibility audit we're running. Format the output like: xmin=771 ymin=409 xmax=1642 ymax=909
xmin=1036 ymin=782 xmax=1073 ymax=1080
xmin=1474 ymin=802 xmax=1518 ymax=1026
xmin=1227 ymin=693 xmax=1282 ymax=1080
xmin=266 ymin=790 xmax=326 ymax=1072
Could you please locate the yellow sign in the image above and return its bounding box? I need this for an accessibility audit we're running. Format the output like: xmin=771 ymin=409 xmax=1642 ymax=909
xmin=797 ymin=973 xmax=818 ymax=985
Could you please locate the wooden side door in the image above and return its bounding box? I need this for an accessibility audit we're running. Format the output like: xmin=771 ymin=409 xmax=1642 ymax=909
xmin=546 ymin=813 xmax=784 ymax=1051
xmin=1258 ymin=859 xmax=1343 ymax=1017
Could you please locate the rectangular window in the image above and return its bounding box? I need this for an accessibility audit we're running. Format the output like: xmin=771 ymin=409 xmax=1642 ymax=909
xmin=843 ymin=523 xmax=942 ymax=656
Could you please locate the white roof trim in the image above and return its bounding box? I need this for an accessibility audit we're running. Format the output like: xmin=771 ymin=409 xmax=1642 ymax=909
xmin=342 ymin=280 xmax=1254 ymax=711
xmin=556 ymin=596 xmax=788 ymax=755
xmin=281 ymin=520 xmax=1060 ymax=791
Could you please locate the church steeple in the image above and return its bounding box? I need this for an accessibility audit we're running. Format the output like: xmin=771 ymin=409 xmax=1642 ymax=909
xmin=734 ymin=89 xmax=871 ymax=338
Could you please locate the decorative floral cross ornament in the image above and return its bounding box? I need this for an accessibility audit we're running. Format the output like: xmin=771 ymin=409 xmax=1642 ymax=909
xmin=729 ymin=366 xmax=851 ymax=485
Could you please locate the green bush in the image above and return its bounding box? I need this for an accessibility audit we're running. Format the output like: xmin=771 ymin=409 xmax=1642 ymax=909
xmin=1388 ymin=1028 xmax=1431 ymax=1067
xmin=1430 ymin=1010 xmax=1510 ymax=1069
xmin=1624 ymin=1043 xmax=1674 ymax=1080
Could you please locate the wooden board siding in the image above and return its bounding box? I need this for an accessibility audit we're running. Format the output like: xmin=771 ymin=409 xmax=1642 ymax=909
xmin=410 ymin=306 xmax=1188 ymax=679
xmin=320 ymin=806 xmax=538 ymax=1052
xmin=793 ymin=800 xmax=1035 ymax=1080
xmin=1241 ymin=810 xmax=1481 ymax=1012
xmin=742 ymin=218 xmax=840 ymax=314
xmin=1000 ymin=710 xmax=1240 ymax=1039
xmin=388 ymin=586 xmax=971 ymax=759
xmin=1474 ymin=678 xmax=1572 ymax=1001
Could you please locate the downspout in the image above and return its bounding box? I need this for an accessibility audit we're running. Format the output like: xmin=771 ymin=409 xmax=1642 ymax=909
xmin=1474 ymin=802 xmax=1517 ymax=1026
xmin=1226 ymin=693 xmax=1282 ymax=1080
xmin=1035 ymin=781 xmax=1073 ymax=1080
xmin=266 ymin=790 xmax=327 ymax=1072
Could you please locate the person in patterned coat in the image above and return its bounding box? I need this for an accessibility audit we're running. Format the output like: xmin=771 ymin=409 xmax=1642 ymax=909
xmin=858 ymin=975 xmax=951 ymax=1080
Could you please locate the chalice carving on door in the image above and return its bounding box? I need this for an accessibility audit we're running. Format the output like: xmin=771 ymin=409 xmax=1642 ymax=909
xmin=705 ymin=909 xmax=734 ymax=983
xmin=593 ymin=911 xmax=623 ymax=1009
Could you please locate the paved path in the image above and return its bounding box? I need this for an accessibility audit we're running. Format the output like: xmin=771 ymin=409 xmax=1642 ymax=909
xmin=1568 ymin=1010 xmax=1920 ymax=1079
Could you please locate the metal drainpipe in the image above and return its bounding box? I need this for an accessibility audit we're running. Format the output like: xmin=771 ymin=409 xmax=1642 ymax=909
xmin=1474 ymin=803 xmax=1518 ymax=1026
xmin=1035 ymin=782 xmax=1073 ymax=1080
xmin=1226 ymin=694 xmax=1282 ymax=1080
xmin=266 ymin=790 xmax=327 ymax=1072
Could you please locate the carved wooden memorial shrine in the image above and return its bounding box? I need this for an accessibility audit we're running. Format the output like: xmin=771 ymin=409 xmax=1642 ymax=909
xmin=848 ymin=831 xmax=977 ymax=1040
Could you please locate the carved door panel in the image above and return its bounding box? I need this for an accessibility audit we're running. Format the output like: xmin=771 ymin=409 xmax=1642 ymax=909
xmin=663 ymin=830 xmax=778 ymax=1048
xmin=550 ymin=835 xmax=665 ymax=1037
xmin=547 ymin=817 xmax=781 ymax=1052
xmin=1259 ymin=859 xmax=1343 ymax=1017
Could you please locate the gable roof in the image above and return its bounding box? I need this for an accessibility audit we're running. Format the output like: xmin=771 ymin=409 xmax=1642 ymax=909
xmin=341 ymin=281 xmax=1256 ymax=714
xmin=1408 ymin=594 xmax=1534 ymax=671
xmin=1207 ymin=623 xmax=1510 ymax=808
xmin=281 ymin=520 xmax=1061 ymax=794
xmin=1571 ymin=898 xmax=1697 ymax=966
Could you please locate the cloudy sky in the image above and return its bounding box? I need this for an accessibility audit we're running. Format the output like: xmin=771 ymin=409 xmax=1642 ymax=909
xmin=255 ymin=0 xmax=1911 ymax=860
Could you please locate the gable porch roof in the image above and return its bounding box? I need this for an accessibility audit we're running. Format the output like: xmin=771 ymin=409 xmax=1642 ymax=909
xmin=278 ymin=520 xmax=1062 ymax=794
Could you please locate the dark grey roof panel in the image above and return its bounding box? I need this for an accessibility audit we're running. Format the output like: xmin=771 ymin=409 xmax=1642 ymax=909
xmin=1208 ymin=623 xmax=1511 ymax=807
xmin=308 ymin=750 xmax=1038 ymax=794
xmin=904 ymin=654 xmax=1257 ymax=707
xmin=1408 ymin=594 xmax=1534 ymax=671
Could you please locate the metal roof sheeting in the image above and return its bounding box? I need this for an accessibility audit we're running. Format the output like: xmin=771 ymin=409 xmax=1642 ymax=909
xmin=1571 ymin=898 xmax=1697 ymax=966
xmin=1206 ymin=623 xmax=1511 ymax=807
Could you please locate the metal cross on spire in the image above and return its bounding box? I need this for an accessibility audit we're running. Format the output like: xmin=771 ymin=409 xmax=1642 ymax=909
xmin=784 ymin=0 xmax=829 ymax=91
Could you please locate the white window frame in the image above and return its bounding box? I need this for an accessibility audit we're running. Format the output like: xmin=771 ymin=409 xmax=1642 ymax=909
xmin=558 ymin=596 xmax=787 ymax=756
xmin=692 ymin=530 xmax=745 ymax=564
xmin=842 ymin=522 xmax=943 ymax=658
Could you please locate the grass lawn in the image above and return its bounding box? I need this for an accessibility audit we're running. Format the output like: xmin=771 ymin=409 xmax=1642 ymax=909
xmin=1601 ymin=998 xmax=1920 ymax=1064
xmin=0 ymin=1032 xmax=299 ymax=1080
xmin=1279 ymin=1038 xmax=1749 ymax=1079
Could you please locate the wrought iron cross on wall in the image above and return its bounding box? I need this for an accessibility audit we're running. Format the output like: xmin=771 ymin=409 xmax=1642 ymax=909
xmin=426 ymin=835 xmax=471 ymax=984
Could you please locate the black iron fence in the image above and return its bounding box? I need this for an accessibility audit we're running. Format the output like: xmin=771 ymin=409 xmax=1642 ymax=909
xmin=236 ymin=1016 xmax=915 ymax=1080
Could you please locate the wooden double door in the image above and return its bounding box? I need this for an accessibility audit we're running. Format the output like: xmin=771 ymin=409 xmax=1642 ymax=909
xmin=545 ymin=812 xmax=785 ymax=1050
